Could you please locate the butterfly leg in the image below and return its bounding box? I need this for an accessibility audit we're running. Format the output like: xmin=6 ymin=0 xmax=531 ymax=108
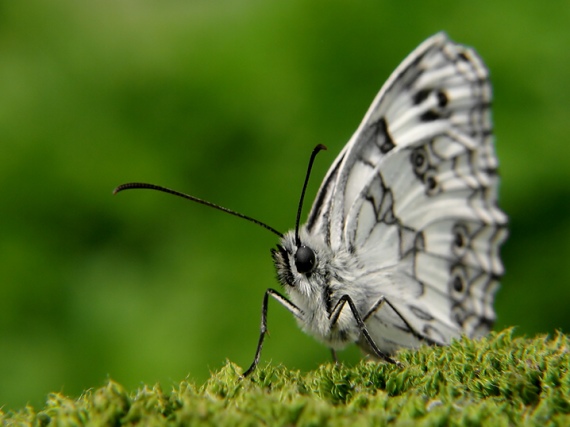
xmin=363 ymin=296 xmax=444 ymax=347
xmin=330 ymin=349 xmax=339 ymax=364
xmin=242 ymin=288 xmax=303 ymax=378
xmin=329 ymin=294 xmax=401 ymax=366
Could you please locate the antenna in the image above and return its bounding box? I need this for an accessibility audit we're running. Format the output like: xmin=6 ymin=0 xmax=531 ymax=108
xmin=113 ymin=182 xmax=283 ymax=238
xmin=295 ymin=144 xmax=327 ymax=246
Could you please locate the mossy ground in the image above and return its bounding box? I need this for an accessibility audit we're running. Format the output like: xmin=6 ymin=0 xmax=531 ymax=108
xmin=2 ymin=329 xmax=569 ymax=426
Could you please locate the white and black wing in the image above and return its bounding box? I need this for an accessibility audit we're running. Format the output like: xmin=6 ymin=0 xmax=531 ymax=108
xmin=305 ymin=33 xmax=507 ymax=347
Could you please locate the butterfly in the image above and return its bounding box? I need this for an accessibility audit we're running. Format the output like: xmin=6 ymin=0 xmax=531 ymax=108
xmin=115 ymin=32 xmax=508 ymax=376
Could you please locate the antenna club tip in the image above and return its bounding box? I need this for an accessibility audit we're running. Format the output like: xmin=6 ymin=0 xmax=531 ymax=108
xmin=113 ymin=182 xmax=151 ymax=195
xmin=113 ymin=183 xmax=140 ymax=195
xmin=315 ymin=144 xmax=328 ymax=152
xmin=113 ymin=184 xmax=127 ymax=195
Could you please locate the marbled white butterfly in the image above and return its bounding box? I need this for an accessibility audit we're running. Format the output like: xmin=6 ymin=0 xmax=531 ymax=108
xmin=115 ymin=32 xmax=508 ymax=376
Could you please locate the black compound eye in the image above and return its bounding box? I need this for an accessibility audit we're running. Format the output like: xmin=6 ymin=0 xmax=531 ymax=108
xmin=295 ymin=245 xmax=315 ymax=274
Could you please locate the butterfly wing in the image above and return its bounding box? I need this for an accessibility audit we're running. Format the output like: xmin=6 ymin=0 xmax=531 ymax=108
xmin=305 ymin=33 xmax=507 ymax=348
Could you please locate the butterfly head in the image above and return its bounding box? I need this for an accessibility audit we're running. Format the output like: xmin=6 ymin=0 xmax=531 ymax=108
xmin=271 ymin=229 xmax=330 ymax=293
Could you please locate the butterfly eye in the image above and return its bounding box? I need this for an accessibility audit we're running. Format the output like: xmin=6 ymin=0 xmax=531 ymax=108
xmin=295 ymin=245 xmax=316 ymax=274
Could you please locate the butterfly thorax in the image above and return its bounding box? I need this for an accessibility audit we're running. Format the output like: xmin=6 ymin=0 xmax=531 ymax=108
xmin=272 ymin=229 xmax=369 ymax=349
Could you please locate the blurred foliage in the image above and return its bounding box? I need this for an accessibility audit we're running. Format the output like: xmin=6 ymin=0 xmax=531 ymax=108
xmin=0 ymin=0 xmax=569 ymax=411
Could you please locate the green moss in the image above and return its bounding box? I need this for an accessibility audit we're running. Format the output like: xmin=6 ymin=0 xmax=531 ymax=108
xmin=2 ymin=329 xmax=570 ymax=426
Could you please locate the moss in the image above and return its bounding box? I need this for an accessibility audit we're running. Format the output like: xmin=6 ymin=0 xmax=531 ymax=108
xmin=2 ymin=329 xmax=570 ymax=426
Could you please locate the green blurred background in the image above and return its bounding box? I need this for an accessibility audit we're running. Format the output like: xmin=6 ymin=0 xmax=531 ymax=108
xmin=1 ymin=0 xmax=569 ymax=410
